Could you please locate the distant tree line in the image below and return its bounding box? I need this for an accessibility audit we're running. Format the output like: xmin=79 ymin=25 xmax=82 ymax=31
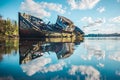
xmin=85 ymin=33 xmax=120 ymax=37
xmin=0 ymin=14 xmax=18 ymax=38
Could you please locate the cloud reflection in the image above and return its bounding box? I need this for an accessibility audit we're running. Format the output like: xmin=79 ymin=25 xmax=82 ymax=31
xmin=21 ymin=57 xmax=51 ymax=76
xmin=81 ymin=46 xmax=105 ymax=60
xmin=21 ymin=57 xmax=66 ymax=76
xmin=97 ymin=63 xmax=104 ymax=68
xmin=42 ymin=61 xmax=66 ymax=73
xmin=109 ymin=52 xmax=120 ymax=62
xmin=116 ymin=70 xmax=120 ymax=76
xmin=68 ymin=65 xmax=100 ymax=80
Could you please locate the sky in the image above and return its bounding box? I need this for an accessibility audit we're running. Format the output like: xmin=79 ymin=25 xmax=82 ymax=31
xmin=0 ymin=0 xmax=120 ymax=34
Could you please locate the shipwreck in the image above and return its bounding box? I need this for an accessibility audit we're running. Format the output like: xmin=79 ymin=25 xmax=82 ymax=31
xmin=18 ymin=13 xmax=84 ymax=39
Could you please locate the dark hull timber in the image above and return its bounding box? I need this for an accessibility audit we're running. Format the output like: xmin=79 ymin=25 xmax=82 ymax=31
xmin=19 ymin=13 xmax=45 ymax=38
xmin=19 ymin=29 xmax=45 ymax=38
xmin=19 ymin=13 xmax=84 ymax=38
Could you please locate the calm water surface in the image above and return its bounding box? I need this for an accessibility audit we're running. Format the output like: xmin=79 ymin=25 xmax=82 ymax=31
xmin=0 ymin=38 xmax=120 ymax=80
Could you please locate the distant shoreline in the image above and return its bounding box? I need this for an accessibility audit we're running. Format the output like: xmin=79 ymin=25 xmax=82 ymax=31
xmin=84 ymin=34 xmax=120 ymax=37
xmin=84 ymin=36 xmax=120 ymax=37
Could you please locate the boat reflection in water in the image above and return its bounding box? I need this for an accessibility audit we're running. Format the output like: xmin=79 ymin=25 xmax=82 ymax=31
xmin=19 ymin=38 xmax=83 ymax=64
xmin=1 ymin=38 xmax=120 ymax=80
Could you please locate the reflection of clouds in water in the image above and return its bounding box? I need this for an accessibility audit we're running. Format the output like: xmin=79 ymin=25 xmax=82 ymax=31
xmin=21 ymin=57 xmax=66 ymax=76
xmin=97 ymin=63 xmax=104 ymax=67
xmin=68 ymin=65 xmax=100 ymax=80
xmin=42 ymin=61 xmax=66 ymax=73
xmin=106 ymin=45 xmax=114 ymax=50
xmin=21 ymin=57 xmax=51 ymax=76
xmin=116 ymin=70 xmax=120 ymax=76
xmin=109 ymin=52 xmax=120 ymax=62
xmin=84 ymin=39 xmax=120 ymax=59
xmin=81 ymin=45 xmax=105 ymax=60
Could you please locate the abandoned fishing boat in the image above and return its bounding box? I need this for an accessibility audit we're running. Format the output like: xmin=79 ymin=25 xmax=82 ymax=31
xmin=18 ymin=12 xmax=84 ymax=38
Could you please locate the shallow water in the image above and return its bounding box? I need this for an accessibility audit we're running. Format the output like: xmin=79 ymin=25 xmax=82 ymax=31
xmin=0 ymin=37 xmax=120 ymax=80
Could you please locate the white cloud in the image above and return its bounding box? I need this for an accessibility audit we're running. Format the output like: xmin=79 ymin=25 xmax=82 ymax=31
xmin=20 ymin=0 xmax=50 ymax=18
xmin=80 ymin=16 xmax=119 ymax=34
xmin=40 ymin=2 xmax=65 ymax=14
xmin=67 ymin=0 xmax=100 ymax=10
xmin=110 ymin=16 xmax=120 ymax=23
xmin=68 ymin=65 xmax=100 ymax=80
xmin=20 ymin=0 xmax=65 ymax=18
xmin=81 ymin=17 xmax=120 ymax=34
xmin=21 ymin=57 xmax=66 ymax=76
xmin=109 ymin=52 xmax=120 ymax=62
xmin=97 ymin=7 xmax=105 ymax=13
xmin=81 ymin=17 xmax=106 ymax=27
xmin=81 ymin=17 xmax=93 ymax=23
xmin=93 ymin=23 xmax=120 ymax=34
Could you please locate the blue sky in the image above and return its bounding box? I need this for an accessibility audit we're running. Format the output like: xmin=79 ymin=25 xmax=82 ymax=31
xmin=0 ymin=0 xmax=120 ymax=34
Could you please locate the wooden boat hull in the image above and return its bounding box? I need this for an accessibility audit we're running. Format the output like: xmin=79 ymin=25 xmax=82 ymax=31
xmin=18 ymin=12 xmax=84 ymax=38
xmin=19 ymin=13 xmax=45 ymax=38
